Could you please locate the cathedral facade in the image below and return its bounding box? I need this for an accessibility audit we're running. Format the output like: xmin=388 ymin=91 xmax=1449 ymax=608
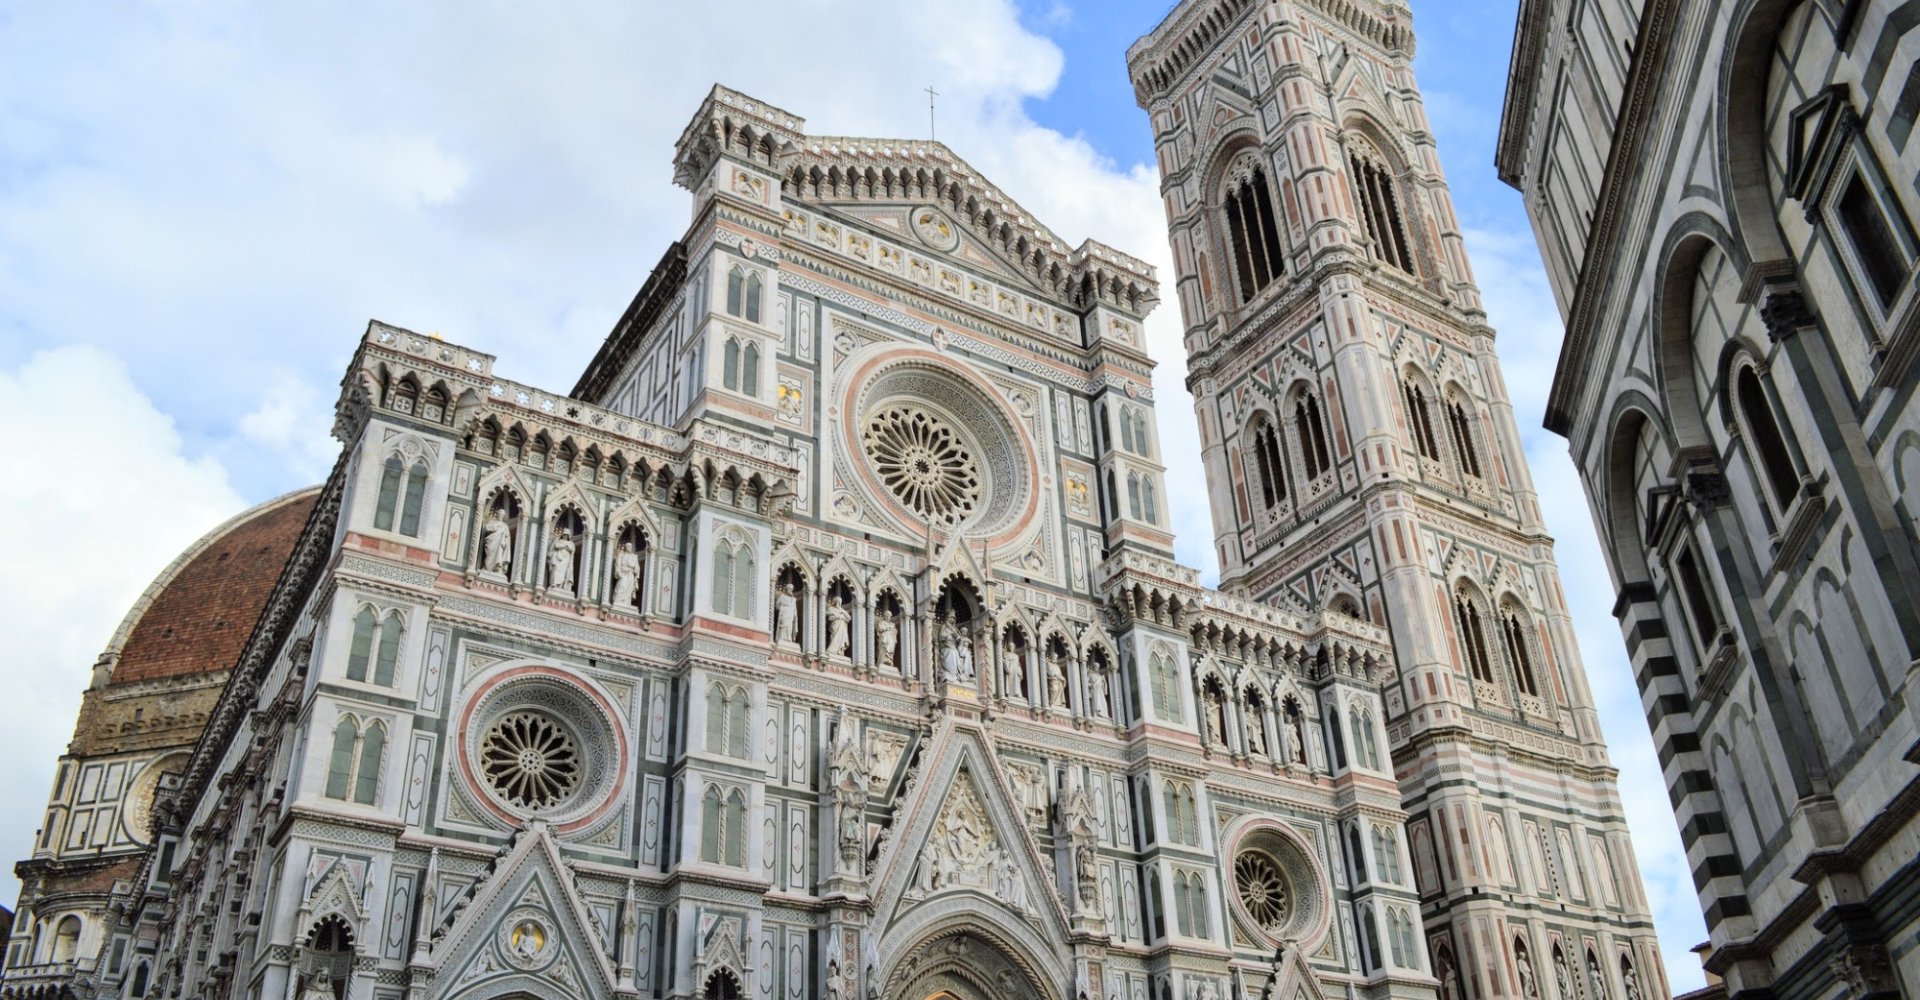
xmin=5 ymin=4 xmax=1665 ymax=1000
xmin=1499 ymin=1 xmax=1920 ymax=997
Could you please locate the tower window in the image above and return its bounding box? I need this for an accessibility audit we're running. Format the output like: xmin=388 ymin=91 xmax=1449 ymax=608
xmin=1401 ymin=376 xmax=1441 ymax=460
xmin=1349 ymin=140 xmax=1415 ymax=273
xmin=1250 ymin=418 xmax=1289 ymax=509
xmin=1293 ymin=390 xmax=1333 ymax=480
xmin=1734 ymin=365 xmax=1800 ymax=511
xmin=1500 ymin=601 xmax=1540 ymax=697
xmin=1444 ymin=392 xmax=1483 ymax=479
xmin=1835 ymin=171 xmax=1911 ymax=308
xmin=1453 ymin=588 xmax=1496 ymax=684
xmin=1220 ymin=157 xmax=1286 ymax=302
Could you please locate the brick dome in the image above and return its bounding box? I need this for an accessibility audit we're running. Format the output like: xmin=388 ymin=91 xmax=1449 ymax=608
xmin=106 ymin=487 xmax=319 ymax=685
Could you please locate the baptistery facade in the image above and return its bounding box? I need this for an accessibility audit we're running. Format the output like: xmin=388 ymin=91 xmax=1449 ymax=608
xmin=2 ymin=83 xmax=1443 ymax=1000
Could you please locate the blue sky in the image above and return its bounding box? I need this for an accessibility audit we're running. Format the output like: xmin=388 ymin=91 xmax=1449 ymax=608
xmin=0 ymin=0 xmax=1706 ymax=990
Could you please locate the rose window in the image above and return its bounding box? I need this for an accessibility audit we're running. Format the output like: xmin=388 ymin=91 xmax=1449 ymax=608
xmin=1234 ymin=850 xmax=1292 ymax=932
xmin=480 ymin=711 xmax=581 ymax=810
xmin=863 ymin=405 xmax=981 ymax=522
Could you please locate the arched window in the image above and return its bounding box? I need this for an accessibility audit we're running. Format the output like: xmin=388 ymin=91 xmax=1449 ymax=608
xmin=50 ymin=916 xmax=80 ymax=964
xmin=1220 ymin=157 xmax=1287 ymax=301
xmin=705 ymin=970 xmax=744 ymax=1000
xmin=324 ymin=716 xmax=382 ymax=805
xmin=705 ymin=683 xmax=751 ymax=759
xmin=1445 ymin=391 xmax=1483 ymax=479
xmin=1454 ymin=588 xmax=1496 ymax=684
xmin=1735 ymin=365 xmax=1800 ymax=511
xmin=1293 ymin=389 xmax=1333 ymax=480
xmin=1174 ymin=871 xmax=1209 ymax=937
xmin=1149 ymin=651 xmax=1182 ymax=722
xmin=1402 ymin=375 xmax=1441 ymax=460
xmin=1500 ymin=600 xmax=1541 ymax=698
xmin=1351 ymin=707 xmax=1379 ymax=769
xmin=1249 ymin=417 xmax=1289 ymax=509
xmin=374 ymin=612 xmax=403 ymax=687
xmin=1347 ymin=823 xmax=1369 ymax=884
xmin=1348 ymin=139 xmax=1415 ymax=273
xmin=1373 ymin=825 xmax=1403 ymax=884
xmin=711 ymin=533 xmax=755 ymax=619
xmin=722 ymin=337 xmax=741 ymax=391
xmin=1127 ymin=471 xmax=1143 ymax=519
xmin=725 ymin=789 xmax=747 ymax=866
xmin=374 ymin=452 xmax=432 ymax=536
xmin=1357 ymin=904 xmax=1382 ymax=971
xmin=346 ymin=609 xmax=376 ymax=682
xmin=1120 ymin=408 xmax=1136 ymax=453
xmin=1162 ymin=780 xmax=1199 ymax=845
xmin=743 ymin=272 xmax=763 ymax=324
xmin=130 ymin=962 xmax=150 ymax=997
xmin=1672 ymin=542 xmax=1723 ymax=652
xmin=1143 ymin=477 xmax=1159 ymax=525
xmin=355 ymin=723 xmax=384 ymax=805
xmin=741 ymin=342 xmax=761 ymax=397
xmin=1387 ymin=909 xmax=1407 ymax=967
xmin=700 ymin=786 xmax=723 ymax=862
xmin=725 ymin=267 xmax=746 ymax=317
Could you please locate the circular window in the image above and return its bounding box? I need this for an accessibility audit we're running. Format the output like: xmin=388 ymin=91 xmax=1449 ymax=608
xmin=1234 ymin=849 xmax=1292 ymax=933
xmin=480 ymin=711 xmax=581 ymax=809
xmin=863 ymin=405 xmax=981 ymax=522
xmin=1226 ymin=821 xmax=1328 ymax=948
xmin=840 ymin=353 xmax=1040 ymax=542
xmin=458 ymin=668 xmax=625 ymax=832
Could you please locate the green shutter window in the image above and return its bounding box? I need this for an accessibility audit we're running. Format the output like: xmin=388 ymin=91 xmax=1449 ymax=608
xmin=399 ymin=463 xmax=428 ymax=536
xmin=374 ymin=613 xmax=402 ymax=687
xmin=346 ymin=609 xmax=375 ymax=682
xmin=326 ymin=719 xmax=357 ymax=800
xmin=374 ymin=457 xmax=403 ymax=530
xmin=355 ymin=724 xmax=384 ymax=805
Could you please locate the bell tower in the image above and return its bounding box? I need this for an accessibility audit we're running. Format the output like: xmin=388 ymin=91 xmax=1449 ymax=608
xmin=1130 ymin=2 xmax=1669 ymax=998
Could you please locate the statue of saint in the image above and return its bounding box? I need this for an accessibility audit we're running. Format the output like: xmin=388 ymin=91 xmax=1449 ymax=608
xmin=481 ymin=508 xmax=512 ymax=574
xmin=1516 ymin=951 xmax=1539 ymax=999
xmin=775 ymin=582 xmax=799 ymax=646
xmin=611 ymin=541 xmax=641 ymax=608
xmin=546 ymin=528 xmax=576 ymax=591
xmin=938 ymin=618 xmax=962 ymax=683
xmin=826 ymin=597 xmax=850 ymax=657
xmin=1087 ymin=666 xmax=1110 ymax=719
xmin=873 ymin=609 xmax=898 ymax=669
xmin=1046 ymin=650 xmax=1068 ymax=709
xmin=1003 ymin=638 xmax=1025 ymax=699
xmin=1246 ymin=705 xmax=1267 ymax=756
xmin=1074 ymin=842 xmax=1100 ymax=910
xmin=955 ymin=627 xmax=975 ymax=682
xmin=299 ymin=969 xmax=336 ymax=1000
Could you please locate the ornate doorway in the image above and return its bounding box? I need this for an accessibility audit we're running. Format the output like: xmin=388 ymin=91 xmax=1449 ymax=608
xmin=889 ymin=928 xmax=1051 ymax=1000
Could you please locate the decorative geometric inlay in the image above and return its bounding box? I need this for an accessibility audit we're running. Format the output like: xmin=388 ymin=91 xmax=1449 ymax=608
xmin=480 ymin=712 xmax=581 ymax=810
xmin=862 ymin=405 xmax=981 ymax=522
xmin=1234 ymin=849 xmax=1291 ymax=933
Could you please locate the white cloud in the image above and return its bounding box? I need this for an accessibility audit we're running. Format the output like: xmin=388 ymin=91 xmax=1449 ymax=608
xmin=236 ymin=371 xmax=341 ymax=481
xmin=0 ymin=346 xmax=243 ymax=901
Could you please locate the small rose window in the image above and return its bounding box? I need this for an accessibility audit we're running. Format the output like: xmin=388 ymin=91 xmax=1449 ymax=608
xmin=480 ymin=710 xmax=581 ymax=810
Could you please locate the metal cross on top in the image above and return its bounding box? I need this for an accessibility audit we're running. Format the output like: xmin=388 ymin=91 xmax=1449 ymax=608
xmin=925 ymin=85 xmax=939 ymax=141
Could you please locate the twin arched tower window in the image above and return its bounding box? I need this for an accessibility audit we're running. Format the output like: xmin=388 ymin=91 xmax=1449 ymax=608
xmin=725 ymin=266 xmax=762 ymax=323
xmin=1251 ymin=419 xmax=1288 ymax=508
xmin=1295 ymin=391 xmax=1333 ymax=480
xmin=1220 ymin=158 xmax=1286 ymax=302
xmin=1349 ymin=141 xmax=1415 ymax=274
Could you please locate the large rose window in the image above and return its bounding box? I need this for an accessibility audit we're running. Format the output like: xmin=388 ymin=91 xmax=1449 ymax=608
xmin=458 ymin=669 xmax=625 ymax=832
xmin=1226 ymin=821 xmax=1328 ymax=947
xmin=863 ymin=406 xmax=981 ymax=522
xmin=839 ymin=352 xmax=1040 ymax=541
xmin=480 ymin=710 xmax=581 ymax=810
xmin=1234 ymin=849 xmax=1292 ymax=933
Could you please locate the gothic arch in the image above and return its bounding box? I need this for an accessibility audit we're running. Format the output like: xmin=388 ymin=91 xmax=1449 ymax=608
xmin=883 ymin=922 xmax=1061 ymax=1000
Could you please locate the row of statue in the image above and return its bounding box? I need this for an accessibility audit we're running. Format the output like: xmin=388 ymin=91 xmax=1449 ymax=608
xmin=477 ymin=509 xmax=646 ymax=609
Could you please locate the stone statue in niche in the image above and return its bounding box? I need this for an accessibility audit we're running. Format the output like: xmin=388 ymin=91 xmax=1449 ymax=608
xmin=938 ymin=618 xmax=974 ymax=683
xmin=1516 ymin=951 xmax=1538 ymax=999
xmin=1246 ymin=704 xmax=1266 ymax=756
xmin=481 ymin=508 xmax=513 ymax=574
xmin=299 ymin=970 xmax=335 ymax=1000
xmin=1002 ymin=638 xmax=1025 ymax=700
xmin=775 ymin=582 xmax=800 ymax=646
xmin=1045 ymin=649 xmax=1068 ymax=708
xmin=546 ymin=528 xmax=576 ymax=592
xmin=1087 ymin=666 xmax=1109 ymax=719
xmin=826 ymin=597 xmax=851 ymax=658
xmin=873 ymin=609 xmax=898 ymax=669
xmin=611 ymin=542 xmax=642 ymax=608
xmin=1074 ymin=842 xmax=1100 ymax=911
xmin=829 ymin=720 xmax=869 ymax=875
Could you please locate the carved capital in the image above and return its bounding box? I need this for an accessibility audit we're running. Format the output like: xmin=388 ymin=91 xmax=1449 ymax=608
xmin=1760 ymin=289 xmax=1818 ymax=343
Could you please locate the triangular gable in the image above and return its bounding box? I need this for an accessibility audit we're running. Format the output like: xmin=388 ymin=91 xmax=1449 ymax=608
xmin=1250 ymin=944 xmax=1337 ymax=1000
xmin=868 ymin=723 xmax=1073 ymax=979
xmin=427 ymin=823 xmax=619 ymax=1000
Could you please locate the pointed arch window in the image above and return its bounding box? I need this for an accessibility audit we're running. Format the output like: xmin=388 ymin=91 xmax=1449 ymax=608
xmin=374 ymin=454 xmax=432 ymax=537
xmin=725 ymin=266 xmax=745 ymax=317
xmin=325 ymin=716 xmax=384 ymax=806
xmin=1453 ymin=588 xmax=1496 ymax=684
xmin=1348 ymin=140 xmax=1415 ymax=273
xmin=706 ymin=683 xmax=751 ymax=759
xmin=1162 ymin=780 xmax=1200 ymax=845
xmin=1250 ymin=417 xmax=1289 ymax=509
xmin=1149 ymin=651 xmax=1182 ymax=722
xmin=1127 ymin=471 xmax=1144 ymax=519
xmin=1220 ymin=157 xmax=1287 ymax=302
xmin=711 ymin=533 xmax=756 ymax=619
xmin=722 ymin=337 xmax=741 ymax=391
xmin=1293 ymin=390 xmax=1333 ymax=480
xmin=345 ymin=608 xmax=403 ymax=687
xmin=1444 ymin=391 xmax=1483 ymax=479
xmin=1734 ymin=365 xmax=1800 ymax=511
xmin=741 ymin=342 xmax=761 ymax=397
xmin=1499 ymin=601 xmax=1541 ymax=698
xmin=743 ymin=272 xmax=763 ymax=324
xmin=702 ymin=785 xmax=748 ymax=866
xmin=1172 ymin=870 xmax=1210 ymax=937
xmin=1401 ymin=376 xmax=1441 ymax=461
xmin=1142 ymin=477 xmax=1159 ymax=525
